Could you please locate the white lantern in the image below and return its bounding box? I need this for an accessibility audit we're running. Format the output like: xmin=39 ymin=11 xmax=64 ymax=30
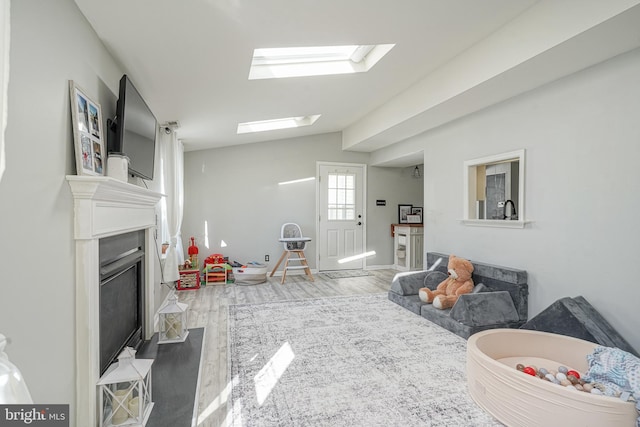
xmin=97 ymin=347 xmax=154 ymax=427
xmin=158 ymin=292 xmax=189 ymax=344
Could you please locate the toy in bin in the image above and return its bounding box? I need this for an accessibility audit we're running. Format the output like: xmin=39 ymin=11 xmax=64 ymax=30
xmin=188 ymin=237 xmax=199 ymax=268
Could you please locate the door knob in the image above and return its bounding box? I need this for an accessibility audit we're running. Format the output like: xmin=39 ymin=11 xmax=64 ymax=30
xmin=357 ymin=222 xmax=362 ymax=226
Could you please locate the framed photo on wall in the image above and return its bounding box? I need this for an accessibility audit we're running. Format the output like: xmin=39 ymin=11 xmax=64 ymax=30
xmin=398 ymin=204 xmax=413 ymax=224
xmin=406 ymin=214 xmax=421 ymax=224
xmin=411 ymin=207 xmax=423 ymax=223
xmin=69 ymin=81 xmax=105 ymax=176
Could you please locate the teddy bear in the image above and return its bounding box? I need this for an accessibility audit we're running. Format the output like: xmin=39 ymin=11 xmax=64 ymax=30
xmin=419 ymin=254 xmax=474 ymax=309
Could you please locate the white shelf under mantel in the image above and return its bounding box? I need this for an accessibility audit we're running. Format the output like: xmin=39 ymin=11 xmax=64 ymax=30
xmin=460 ymin=219 xmax=533 ymax=229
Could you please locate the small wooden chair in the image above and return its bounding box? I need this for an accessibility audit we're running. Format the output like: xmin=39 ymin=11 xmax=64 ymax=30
xmin=270 ymin=223 xmax=314 ymax=284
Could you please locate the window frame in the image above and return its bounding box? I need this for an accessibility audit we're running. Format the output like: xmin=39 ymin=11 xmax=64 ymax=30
xmin=462 ymin=149 xmax=527 ymax=228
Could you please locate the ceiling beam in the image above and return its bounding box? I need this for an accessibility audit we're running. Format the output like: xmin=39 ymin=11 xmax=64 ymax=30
xmin=343 ymin=0 xmax=640 ymax=153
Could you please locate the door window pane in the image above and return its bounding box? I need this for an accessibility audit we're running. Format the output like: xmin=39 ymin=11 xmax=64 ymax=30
xmin=327 ymin=172 xmax=355 ymax=221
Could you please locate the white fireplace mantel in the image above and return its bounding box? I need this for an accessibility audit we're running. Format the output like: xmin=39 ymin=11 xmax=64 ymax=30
xmin=66 ymin=175 xmax=163 ymax=427
xmin=67 ymin=175 xmax=163 ymax=240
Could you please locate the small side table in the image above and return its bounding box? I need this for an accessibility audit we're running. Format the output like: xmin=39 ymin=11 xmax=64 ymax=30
xmin=177 ymin=269 xmax=201 ymax=290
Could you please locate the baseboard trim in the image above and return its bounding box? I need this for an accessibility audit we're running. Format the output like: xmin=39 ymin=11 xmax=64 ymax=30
xmin=270 ymin=269 xmax=318 ymax=277
xmin=269 ymin=266 xmax=396 ymax=275
xmin=365 ymin=264 xmax=395 ymax=271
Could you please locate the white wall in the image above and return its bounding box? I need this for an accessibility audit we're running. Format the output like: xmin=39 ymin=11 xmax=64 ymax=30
xmin=182 ymin=132 xmax=423 ymax=270
xmin=386 ymin=48 xmax=640 ymax=351
xmin=0 ymin=0 xmax=125 ymax=413
xmin=367 ymin=165 xmax=424 ymax=263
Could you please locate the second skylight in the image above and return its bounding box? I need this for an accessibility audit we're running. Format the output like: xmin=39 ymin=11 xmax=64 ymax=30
xmin=237 ymin=115 xmax=321 ymax=134
xmin=249 ymin=44 xmax=395 ymax=79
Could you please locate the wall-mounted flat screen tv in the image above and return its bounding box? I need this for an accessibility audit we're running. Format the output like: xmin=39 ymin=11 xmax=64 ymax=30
xmin=110 ymin=74 xmax=157 ymax=180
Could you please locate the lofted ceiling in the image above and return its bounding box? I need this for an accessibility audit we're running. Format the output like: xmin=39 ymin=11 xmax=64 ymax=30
xmin=73 ymin=0 xmax=538 ymax=152
xmin=74 ymin=0 xmax=640 ymax=166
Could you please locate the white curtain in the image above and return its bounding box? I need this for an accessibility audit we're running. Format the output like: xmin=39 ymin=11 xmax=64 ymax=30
xmin=159 ymin=127 xmax=184 ymax=283
xmin=0 ymin=0 xmax=10 ymax=184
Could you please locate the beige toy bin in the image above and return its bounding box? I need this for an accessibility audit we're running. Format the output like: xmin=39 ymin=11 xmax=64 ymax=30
xmin=233 ymin=265 xmax=267 ymax=285
xmin=467 ymin=329 xmax=637 ymax=427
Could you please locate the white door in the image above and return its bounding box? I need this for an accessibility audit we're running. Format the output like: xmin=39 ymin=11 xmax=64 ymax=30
xmin=317 ymin=162 xmax=366 ymax=271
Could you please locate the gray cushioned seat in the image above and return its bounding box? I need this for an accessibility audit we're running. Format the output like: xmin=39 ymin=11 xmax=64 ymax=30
xmin=388 ymin=252 xmax=528 ymax=339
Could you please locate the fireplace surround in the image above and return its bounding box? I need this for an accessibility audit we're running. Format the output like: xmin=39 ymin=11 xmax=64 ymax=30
xmin=67 ymin=176 xmax=162 ymax=426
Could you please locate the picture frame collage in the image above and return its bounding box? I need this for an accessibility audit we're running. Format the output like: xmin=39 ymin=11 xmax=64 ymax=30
xmin=398 ymin=204 xmax=423 ymax=224
xmin=69 ymin=81 xmax=105 ymax=176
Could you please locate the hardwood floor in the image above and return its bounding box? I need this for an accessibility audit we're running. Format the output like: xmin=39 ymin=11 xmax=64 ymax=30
xmin=177 ymin=269 xmax=397 ymax=427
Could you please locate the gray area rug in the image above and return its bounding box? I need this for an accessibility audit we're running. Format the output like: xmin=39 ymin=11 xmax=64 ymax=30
xmin=228 ymin=294 xmax=502 ymax=426
xmin=320 ymin=270 xmax=370 ymax=279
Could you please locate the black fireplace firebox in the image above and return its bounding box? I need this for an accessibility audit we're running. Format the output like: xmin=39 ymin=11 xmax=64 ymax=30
xmin=99 ymin=230 xmax=145 ymax=375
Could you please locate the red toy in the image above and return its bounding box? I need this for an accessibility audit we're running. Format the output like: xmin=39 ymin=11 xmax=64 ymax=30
xmin=204 ymin=253 xmax=224 ymax=265
xmin=188 ymin=237 xmax=199 ymax=268
xmin=177 ymin=269 xmax=201 ymax=291
xmin=566 ymin=370 xmax=580 ymax=379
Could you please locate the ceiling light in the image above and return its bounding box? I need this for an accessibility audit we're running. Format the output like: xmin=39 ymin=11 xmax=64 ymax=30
xmin=249 ymin=44 xmax=395 ymax=80
xmin=237 ymin=115 xmax=320 ymax=134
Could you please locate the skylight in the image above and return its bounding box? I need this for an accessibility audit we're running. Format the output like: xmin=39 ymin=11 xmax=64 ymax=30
xmin=248 ymin=44 xmax=395 ymax=79
xmin=237 ymin=115 xmax=321 ymax=134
